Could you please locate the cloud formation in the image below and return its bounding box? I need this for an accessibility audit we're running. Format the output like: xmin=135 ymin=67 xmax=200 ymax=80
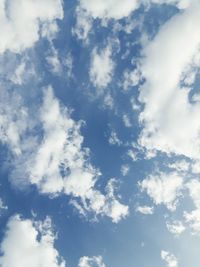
xmin=0 ymin=215 xmax=66 ymax=267
xmin=139 ymin=172 xmax=183 ymax=211
xmin=0 ymin=0 xmax=63 ymax=54
xmin=78 ymin=256 xmax=105 ymax=267
xmin=138 ymin=1 xmax=200 ymax=161
xmin=0 ymin=86 xmax=128 ymax=222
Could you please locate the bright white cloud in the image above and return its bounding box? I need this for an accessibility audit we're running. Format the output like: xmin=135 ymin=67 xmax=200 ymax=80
xmin=108 ymin=131 xmax=122 ymax=146
xmin=1 ymin=86 xmax=128 ymax=222
xmin=184 ymin=179 xmax=200 ymax=234
xmin=123 ymin=114 xmax=132 ymax=128
xmin=79 ymin=0 xmax=139 ymax=20
xmin=136 ymin=205 xmax=154 ymax=215
xmin=78 ymin=256 xmax=105 ymax=267
xmin=161 ymin=250 xmax=178 ymax=267
xmin=184 ymin=209 xmax=200 ymax=234
xmin=167 ymin=160 xmax=190 ymax=172
xmin=139 ymin=172 xmax=183 ymax=211
xmin=138 ymin=1 xmax=200 ymax=161
xmin=90 ymin=46 xmax=115 ymax=89
xmin=0 ymin=215 xmax=66 ymax=267
xmin=0 ymin=0 xmax=63 ymax=54
xmin=73 ymin=7 xmax=93 ymax=42
xmin=166 ymin=220 xmax=185 ymax=236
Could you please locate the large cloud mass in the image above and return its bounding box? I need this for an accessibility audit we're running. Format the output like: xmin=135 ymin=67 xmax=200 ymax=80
xmin=0 ymin=0 xmax=63 ymax=54
xmin=0 ymin=215 xmax=66 ymax=267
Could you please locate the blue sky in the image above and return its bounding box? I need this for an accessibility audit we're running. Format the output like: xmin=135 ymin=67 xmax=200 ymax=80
xmin=0 ymin=0 xmax=200 ymax=267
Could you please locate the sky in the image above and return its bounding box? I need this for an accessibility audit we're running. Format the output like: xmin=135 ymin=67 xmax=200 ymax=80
xmin=0 ymin=0 xmax=200 ymax=266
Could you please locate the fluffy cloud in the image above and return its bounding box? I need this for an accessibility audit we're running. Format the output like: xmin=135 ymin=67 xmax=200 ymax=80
xmin=161 ymin=251 xmax=178 ymax=267
xmin=139 ymin=172 xmax=183 ymax=211
xmin=108 ymin=131 xmax=122 ymax=146
xmin=122 ymin=68 xmax=141 ymax=91
xmin=0 ymin=0 xmax=63 ymax=54
xmin=1 ymin=86 xmax=128 ymax=222
xmin=184 ymin=209 xmax=200 ymax=234
xmin=78 ymin=256 xmax=105 ymax=267
xmin=184 ymin=179 xmax=200 ymax=234
xmin=0 ymin=198 xmax=8 ymax=214
xmin=138 ymin=1 xmax=200 ymax=161
xmin=136 ymin=205 xmax=154 ymax=214
xmin=90 ymin=46 xmax=114 ymax=89
xmin=79 ymin=0 xmax=139 ymax=20
xmin=0 ymin=215 xmax=66 ymax=267
xmin=166 ymin=220 xmax=185 ymax=236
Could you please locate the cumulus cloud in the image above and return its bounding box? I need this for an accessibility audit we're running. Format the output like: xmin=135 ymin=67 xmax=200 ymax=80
xmin=90 ymin=46 xmax=115 ymax=89
xmin=78 ymin=256 xmax=105 ymax=267
xmin=138 ymin=1 xmax=200 ymax=161
xmin=161 ymin=250 xmax=178 ymax=267
xmin=184 ymin=179 xmax=200 ymax=234
xmin=79 ymin=0 xmax=139 ymax=20
xmin=0 ymin=86 xmax=128 ymax=222
xmin=0 ymin=0 xmax=63 ymax=54
xmin=139 ymin=172 xmax=183 ymax=211
xmin=166 ymin=220 xmax=185 ymax=236
xmin=0 ymin=215 xmax=66 ymax=267
xmin=136 ymin=205 xmax=154 ymax=214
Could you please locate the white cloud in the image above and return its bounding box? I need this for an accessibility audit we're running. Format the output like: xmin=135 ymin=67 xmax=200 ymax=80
xmin=79 ymin=0 xmax=139 ymax=20
xmin=78 ymin=256 xmax=105 ymax=267
xmin=121 ymin=164 xmax=130 ymax=176
xmin=123 ymin=114 xmax=132 ymax=128
xmin=191 ymin=161 xmax=200 ymax=174
xmin=167 ymin=160 xmax=190 ymax=172
xmin=46 ymin=46 xmax=62 ymax=75
xmin=161 ymin=250 xmax=178 ymax=267
xmin=108 ymin=131 xmax=122 ymax=146
xmin=139 ymin=172 xmax=183 ymax=211
xmin=138 ymin=1 xmax=200 ymax=161
xmin=65 ymin=53 xmax=73 ymax=79
xmin=166 ymin=220 xmax=185 ymax=236
xmin=184 ymin=179 xmax=200 ymax=234
xmin=136 ymin=205 xmax=154 ymax=214
xmin=90 ymin=46 xmax=115 ymax=89
xmin=151 ymin=0 xmax=190 ymax=9
xmin=187 ymin=179 xmax=200 ymax=208
xmin=1 ymin=86 xmax=128 ymax=223
xmin=73 ymin=7 xmax=93 ymax=42
xmin=10 ymin=62 xmax=26 ymax=85
xmin=0 ymin=0 xmax=63 ymax=54
xmin=0 ymin=215 xmax=66 ymax=267
xmin=122 ymin=68 xmax=141 ymax=91
xmin=0 ymin=87 xmax=29 ymax=156
xmin=184 ymin=209 xmax=200 ymax=234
